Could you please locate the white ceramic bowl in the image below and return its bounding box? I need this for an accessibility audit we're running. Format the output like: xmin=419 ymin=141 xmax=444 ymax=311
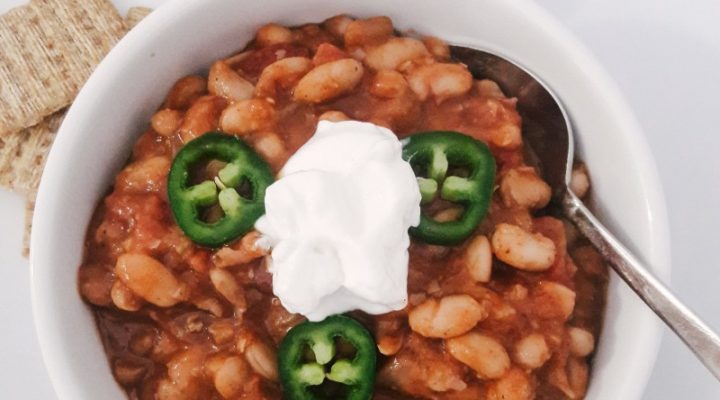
xmin=30 ymin=0 xmax=670 ymax=398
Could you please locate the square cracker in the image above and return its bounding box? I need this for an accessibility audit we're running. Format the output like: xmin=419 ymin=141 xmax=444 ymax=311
xmin=0 ymin=0 xmax=126 ymax=136
xmin=125 ymin=6 xmax=153 ymax=29
xmin=0 ymin=110 xmax=66 ymax=195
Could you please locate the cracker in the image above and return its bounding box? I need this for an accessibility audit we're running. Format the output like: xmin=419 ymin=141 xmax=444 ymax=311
xmin=0 ymin=0 xmax=126 ymax=137
xmin=125 ymin=6 xmax=153 ymax=29
xmin=0 ymin=110 xmax=65 ymax=194
xmin=23 ymin=193 xmax=37 ymax=258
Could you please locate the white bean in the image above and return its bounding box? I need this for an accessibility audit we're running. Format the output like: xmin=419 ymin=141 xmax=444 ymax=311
xmin=369 ymin=70 xmax=408 ymax=98
xmin=213 ymin=231 xmax=268 ymax=268
xmin=364 ymin=37 xmax=429 ymax=71
xmin=110 ymin=281 xmax=142 ymax=311
xmin=406 ymin=63 xmax=473 ymax=102
xmin=219 ymin=98 xmax=275 ymax=135
xmin=514 ymin=333 xmax=551 ymax=369
xmin=255 ymin=23 xmax=293 ymax=47
xmin=178 ymin=95 xmax=226 ymax=142
xmin=487 ymin=368 xmax=534 ymax=400
xmin=446 ymin=332 xmax=511 ymax=379
xmin=151 ymin=108 xmax=183 ymax=136
xmin=491 ymin=223 xmax=556 ymax=271
xmin=570 ymin=164 xmax=590 ymax=198
xmin=155 ymin=347 xmax=205 ymax=400
xmin=568 ymin=327 xmax=595 ymax=357
xmin=475 ymin=79 xmax=506 ymax=99
xmin=208 ymin=61 xmax=254 ymax=102
xmin=495 ymin=123 xmax=523 ymax=149
xmin=323 ymin=15 xmax=353 ymax=38
xmin=318 ymin=110 xmax=350 ymax=122
xmin=535 ymin=281 xmax=576 ymax=320
xmin=116 ymin=156 xmax=170 ymax=194
xmin=255 ymin=57 xmax=313 ymax=99
xmin=463 ymin=235 xmax=493 ymax=283
xmin=343 ymin=16 xmax=393 ymax=46
xmin=213 ymin=356 xmax=249 ymax=399
xmin=500 ymin=166 xmax=552 ymax=209
xmin=244 ymin=339 xmax=278 ymax=381
xmin=115 ymin=253 xmax=188 ymax=307
xmin=252 ymin=131 xmax=287 ymax=169
xmin=422 ymin=36 xmax=450 ymax=60
xmin=409 ymin=295 xmax=487 ymax=339
xmin=294 ymin=58 xmax=364 ymax=103
xmin=433 ymin=207 xmax=464 ymax=223
xmin=209 ymin=268 xmax=247 ymax=311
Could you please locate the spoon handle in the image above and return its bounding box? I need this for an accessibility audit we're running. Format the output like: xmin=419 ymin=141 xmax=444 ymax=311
xmin=562 ymin=191 xmax=720 ymax=380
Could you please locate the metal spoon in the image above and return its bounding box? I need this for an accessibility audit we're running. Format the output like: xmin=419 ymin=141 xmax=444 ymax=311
xmin=450 ymin=45 xmax=720 ymax=379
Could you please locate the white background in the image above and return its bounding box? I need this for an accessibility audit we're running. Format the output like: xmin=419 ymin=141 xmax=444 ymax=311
xmin=0 ymin=0 xmax=718 ymax=398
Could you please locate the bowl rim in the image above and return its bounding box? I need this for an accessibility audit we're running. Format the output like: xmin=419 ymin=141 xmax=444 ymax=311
xmin=29 ymin=0 xmax=671 ymax=398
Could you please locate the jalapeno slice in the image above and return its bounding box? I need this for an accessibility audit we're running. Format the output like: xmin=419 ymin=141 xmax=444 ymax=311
xmin=402 ymin=131 xmax=496 ymax=245
xmin=167 ymin=132 xmax=273 ymax=247
xmin=278 ymin=315 xmax=376 ymax=400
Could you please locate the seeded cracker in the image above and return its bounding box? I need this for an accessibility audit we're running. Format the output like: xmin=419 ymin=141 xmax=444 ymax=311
xmin=126 ymin=6 xmax=153 ymax=29
xmin=0 ymin=0 xmax=126 ymax=137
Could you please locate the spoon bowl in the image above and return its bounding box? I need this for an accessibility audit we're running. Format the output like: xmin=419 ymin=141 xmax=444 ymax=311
xmin=450 ymin=45 xmax=720 ymax=380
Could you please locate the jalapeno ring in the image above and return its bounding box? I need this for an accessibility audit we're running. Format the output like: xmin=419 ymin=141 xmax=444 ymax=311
xmin=167 ymin=132 xmax=274 ymax=247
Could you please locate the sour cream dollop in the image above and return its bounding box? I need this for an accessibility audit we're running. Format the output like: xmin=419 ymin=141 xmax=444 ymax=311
xmin=255 ymin=120 xmax=421 ymax=321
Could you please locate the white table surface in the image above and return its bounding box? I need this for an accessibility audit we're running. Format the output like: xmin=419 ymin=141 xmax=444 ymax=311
xmin=1 ymin=0 xmax=718 ymax=398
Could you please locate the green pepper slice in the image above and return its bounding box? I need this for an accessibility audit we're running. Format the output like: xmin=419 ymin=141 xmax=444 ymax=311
xmin=402 ymin=131 xmax=496 ymax=245
xmin=278 ymin=315 xmax=376 ymax=400
xmin=167 ymin=132 xmax=273 ymax=247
